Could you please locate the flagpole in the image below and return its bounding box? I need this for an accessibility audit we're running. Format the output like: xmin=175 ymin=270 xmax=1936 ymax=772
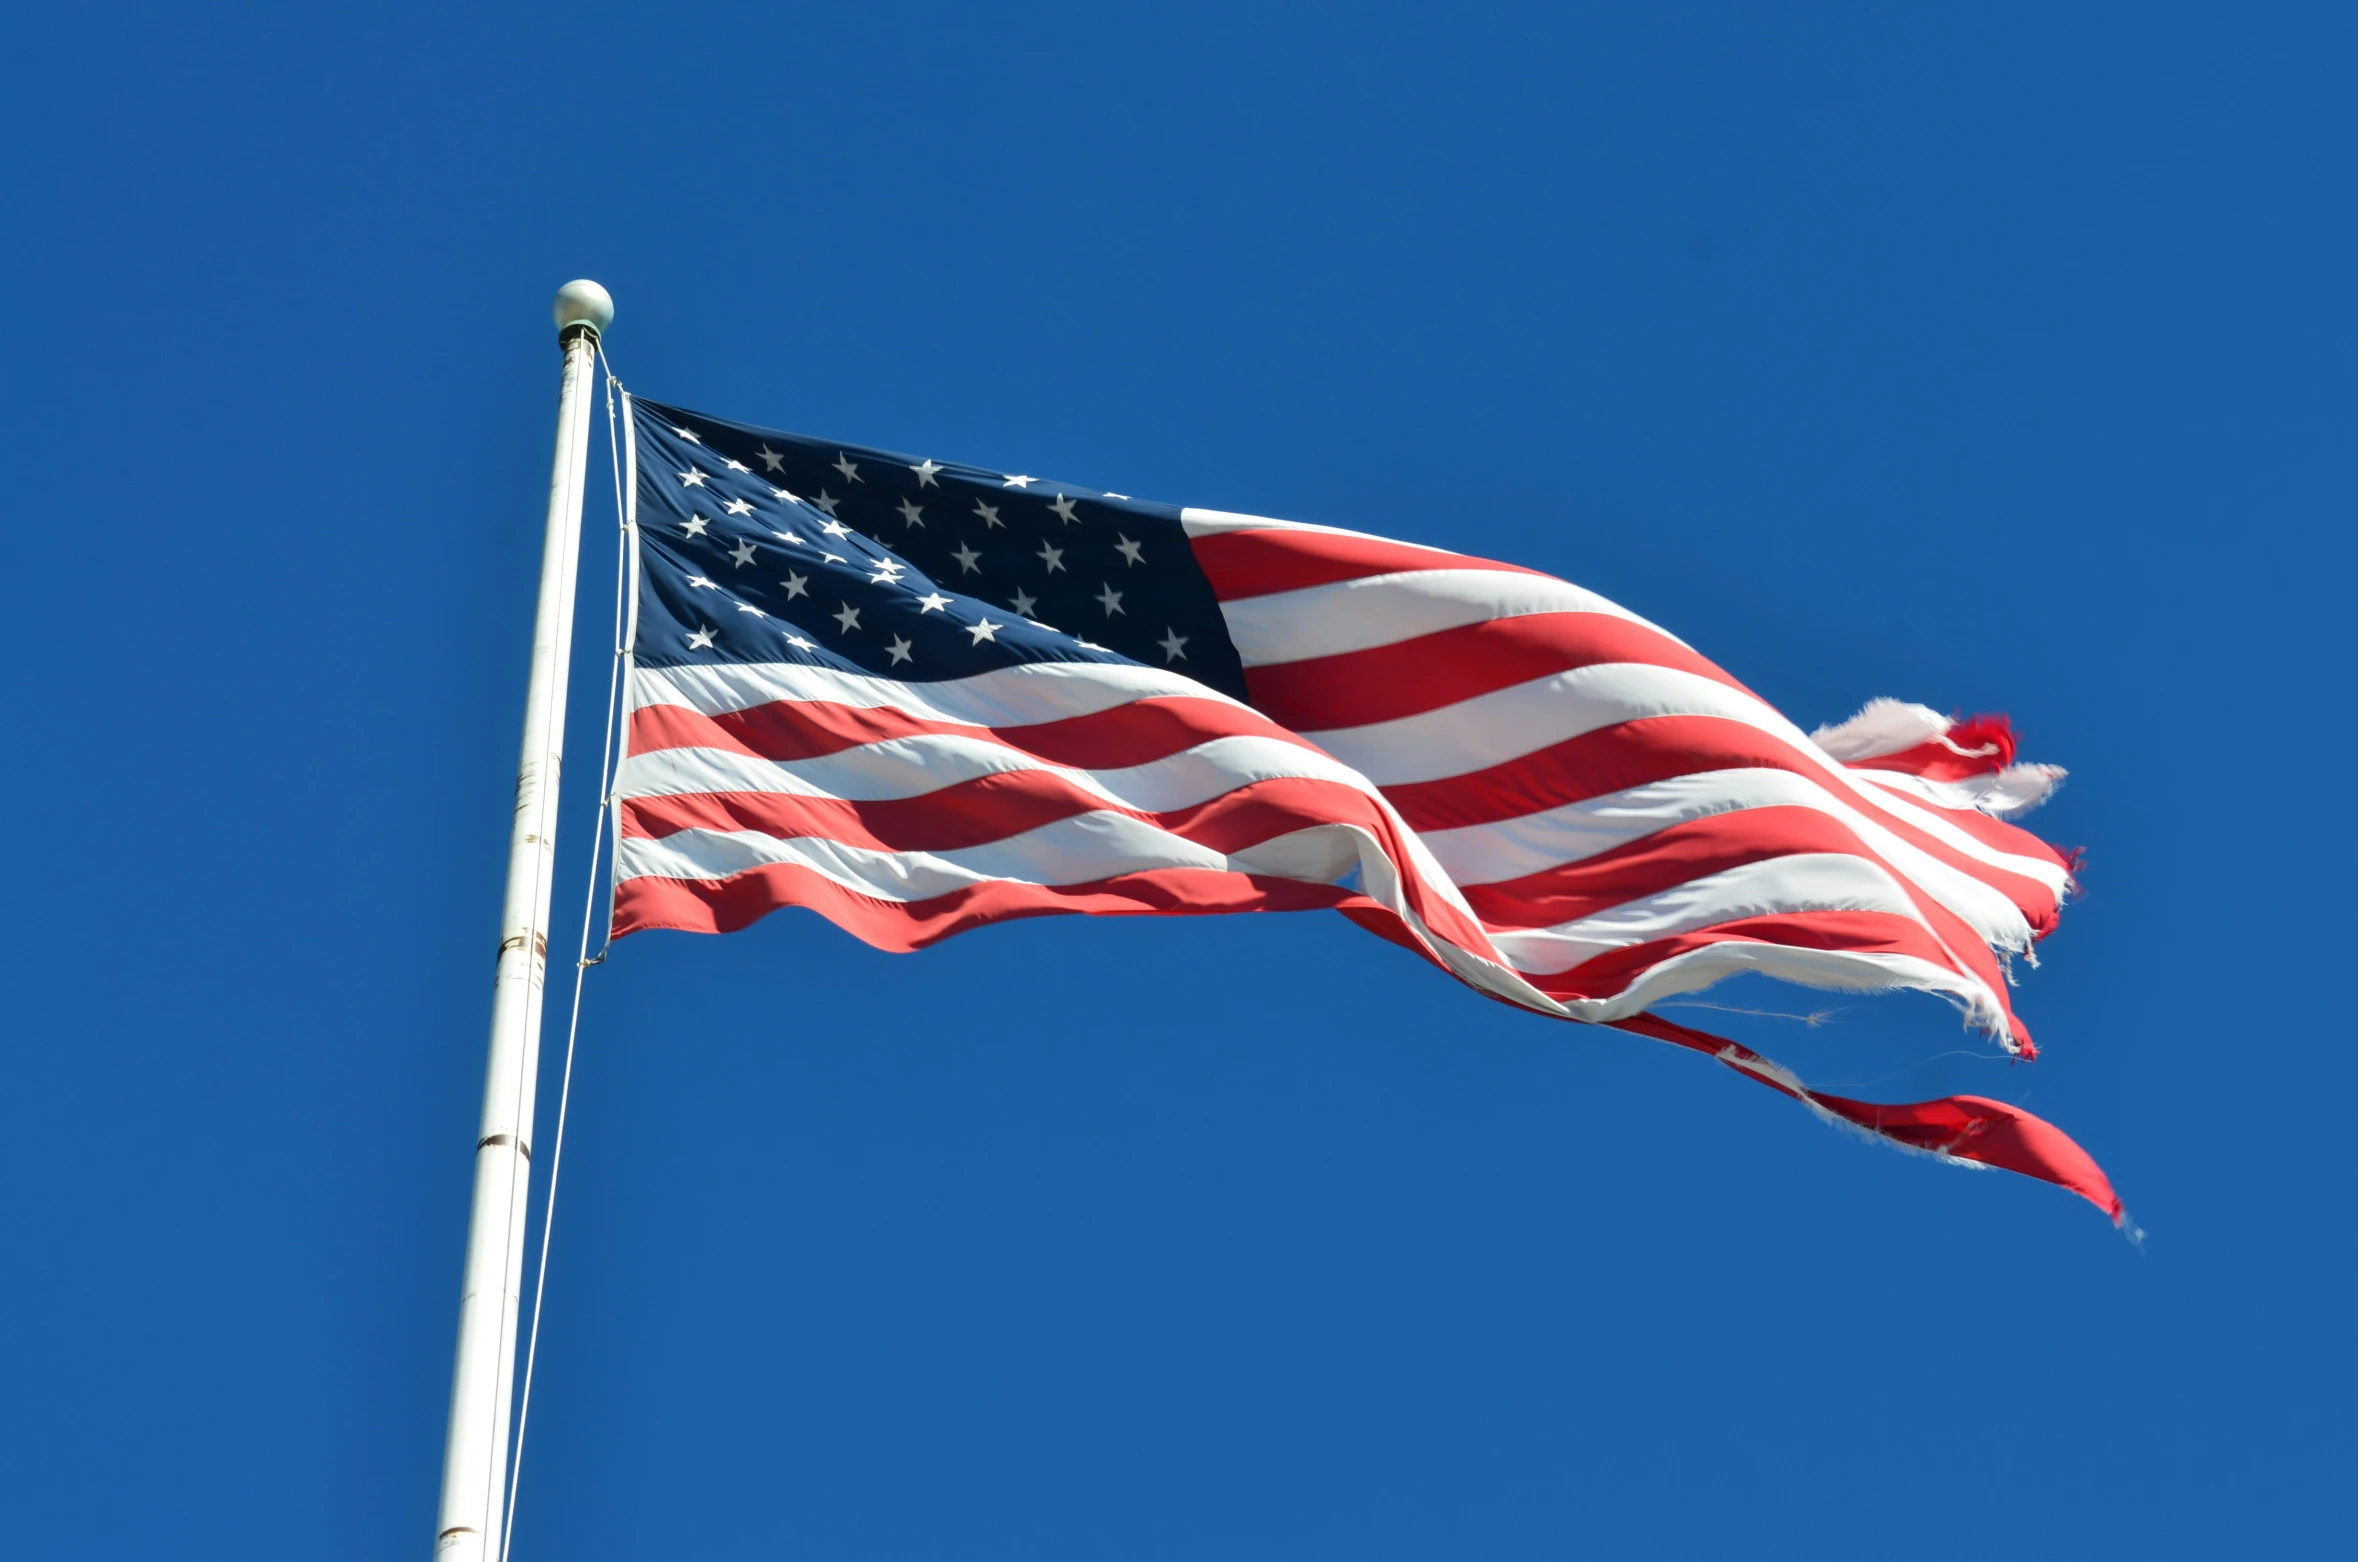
xmin=434 ymin=280 xmax=613 ymax=1561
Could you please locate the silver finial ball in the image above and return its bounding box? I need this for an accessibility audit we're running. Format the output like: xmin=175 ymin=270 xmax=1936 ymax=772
xmin=553 ymin=279 xmax=615 ymax=339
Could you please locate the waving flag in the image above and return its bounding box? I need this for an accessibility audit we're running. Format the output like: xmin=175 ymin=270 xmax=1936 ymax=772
xmin=611 ymin=397 xmax=2122 ymax=1224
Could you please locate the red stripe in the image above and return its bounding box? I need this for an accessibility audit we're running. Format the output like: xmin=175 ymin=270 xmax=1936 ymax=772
xmin=614 ymin=860 xmax=1357 ymax=948
xmin=1242 ymin=612 xmax=1746 ymax=732
xmin=1191 ymin=528 xmax=1539 ymax=601
xmin=630 ymin=691 xmax=1312 ymax=770
xmin=1378 ymin=714 xmax=2065 ymax=934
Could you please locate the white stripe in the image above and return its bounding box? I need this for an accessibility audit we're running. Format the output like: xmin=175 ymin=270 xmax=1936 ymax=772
xmin=1810 ymin=698 xmax=1951 ymax=761
xmin=629 ymin=656 xmax=1241 ymax=727
xmin=1487 ymin=853 xmax=1928 ymax=974
xmin=1217 ymin=568 xmax=1672 ymax=668
xmin=1850 ymin=763 xmax=2067 ymax=822
xmin=1178 ymin=506 xmax=1459 ymax=548
xmin=1223 ymin=823 xmax=1374 ymax=882
xmin=616 ymin=730 xmax=1386 ymax=815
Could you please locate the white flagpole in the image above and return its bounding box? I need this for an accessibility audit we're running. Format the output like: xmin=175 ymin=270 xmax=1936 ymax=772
xmin=434 ymin=280 xmax=614 ymax=1561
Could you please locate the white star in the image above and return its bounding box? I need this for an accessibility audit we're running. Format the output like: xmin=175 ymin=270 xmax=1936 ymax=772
xmin=1075 ymin=638 xmax=1109 ymax=651
xmin=686 ymin=625 xmax=716 ymax=649
xmin=967 ymin=617 xmax=1003 ymax=644
xmin=682 ymin=515 xmax=710 ymax=537
xmin=869 ymin=563 xmax=905 ymax=584
xmin=724 ymin=498 xmax=754 ymax=516
xmin=1102 ymin=491 xmax=1130 ymax=500
xmin=736 ymin=602 xmax=767 ymax=618
xmin=679 ymin=469 xmax=708 ymax=488
xmin=772 ymin=529 xmax=804 ymax=545
xmin=917 ymin=592 xmax=952 ymax=613
xmin=910 ymin=459 xmax=943 ymax=488
xmin=785 ymin=632 xmax=813 ymax=650
xmin=886 ymin=635 xmax=915 ymax=665
xmin=687 ymin=575 xmax=717 ymax=589
xmin=833 ymin=603 xmax=862 ymax=633
xmin=758 ymin=446 xmax=786 ymax=473
xmin=1009 ymin=588 xmax=1038 ymax=616
xmin=1002 ymin=474 xmax=1036 ymax=489
xmin=820 ymin=552 xmax=846 ymax=564
xmin=952 ymin=543 xmax=982 ymax=574
xmin=833 ymin=454 xmax=862 ymax=483
xmin=1114 ymin=534 xmax=1145 ymax=566
xmin=730 ymin=539 xmax=758 ymax=567
xmin=1158 ymin=627 xmax=1188 ymax=661
xmin=972 ymin=499 xmax=1003 ymax=529
xmin=1036 ymin=541 xmax=1065 ymax=573
xmin=672 ymin=427 xmax=701 ymax=443
xmin=1049 ymin=495 xmax=1079 ymax=524
xmin=812 ymin=491 xmax=841 ymax=517
xmin=821 ymin=518 xmax=852 ymax=538
xmin=1095 ymin=584 xmax=1125 ymax=616
xmin=771 ymin=486 xmax=798 ymax=502
xmin=781 ymin=571 xmax=809 ymax=598
xmin=724 ymin=458 xmax=750 ymax=473
xmin=897 ymin=497 xmax=925 ymax=528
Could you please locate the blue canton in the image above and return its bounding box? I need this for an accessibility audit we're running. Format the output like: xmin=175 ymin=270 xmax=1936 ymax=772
xmin=630 ymin=400 xmax=1248 ymax=699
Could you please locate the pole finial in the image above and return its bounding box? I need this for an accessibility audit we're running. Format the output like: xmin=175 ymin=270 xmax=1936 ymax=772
xmin=553 ymin=279 xmax=615 ymax=344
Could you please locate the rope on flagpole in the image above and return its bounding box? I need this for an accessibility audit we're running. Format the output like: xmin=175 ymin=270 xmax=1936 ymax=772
xmin=499 ymin=348 xmax=634 ymax=1562
xmin=585 ymin=375 xmax=640 ymax=970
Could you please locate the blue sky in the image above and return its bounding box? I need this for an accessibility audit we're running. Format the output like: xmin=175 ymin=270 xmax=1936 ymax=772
xmin=1 ymin=4 xmax=2350 ymax=1557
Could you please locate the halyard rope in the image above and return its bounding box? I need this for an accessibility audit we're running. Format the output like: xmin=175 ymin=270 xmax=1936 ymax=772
xmin=500 ymin=348 xmax=632 ymax=1562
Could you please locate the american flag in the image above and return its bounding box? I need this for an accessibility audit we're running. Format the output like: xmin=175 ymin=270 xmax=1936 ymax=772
xmin=610 ymin=396 xmax=2123 ymax=1224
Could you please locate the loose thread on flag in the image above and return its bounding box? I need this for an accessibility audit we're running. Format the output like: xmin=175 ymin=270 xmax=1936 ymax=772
xmin=1657 ymin=1001 xmax=1849 ymax=1027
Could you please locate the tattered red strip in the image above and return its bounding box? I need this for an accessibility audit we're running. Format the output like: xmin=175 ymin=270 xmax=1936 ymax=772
xmin=1609 ymin=1011 xmax=2122 ymax=1223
